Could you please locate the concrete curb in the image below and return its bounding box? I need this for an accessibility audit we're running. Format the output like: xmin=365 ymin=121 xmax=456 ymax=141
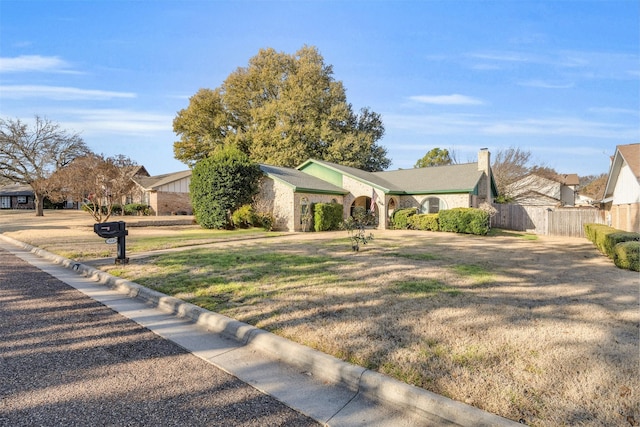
xmin=1 ymin=233 xmax=522 ymax=427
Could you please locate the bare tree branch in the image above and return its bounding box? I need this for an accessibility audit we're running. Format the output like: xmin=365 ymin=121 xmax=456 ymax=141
xmin=0 ymin=116 xmax=91 ymax=216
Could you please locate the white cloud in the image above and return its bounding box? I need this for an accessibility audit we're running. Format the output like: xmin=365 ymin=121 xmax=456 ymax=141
xmin=467 ymin=50 xmax=639 ymax=80
xmin=588 ymin=107 xmax=640 ymax=116
xmin=384 ymin=112 xmax=638 ymax=140
xmin=481 ymin=117 xmax=638 ymax=139
xmin=0 ymin=55 xmax=77 ymax=73
xmin=60 ymin=109 xmax=173 ymax=136
xmin=517 ymin=80 xmax=574 ymax=89
xmin=409 ymin=94 xmax=484 ymax=106
xmin=0 ymin=85 xmax=136 ymax=100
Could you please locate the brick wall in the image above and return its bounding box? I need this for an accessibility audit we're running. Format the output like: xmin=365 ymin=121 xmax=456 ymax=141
xmin=153 ymin=191 xmax=192 ymax=216
xmin=609 ymin=203 xmax=640 ymax=232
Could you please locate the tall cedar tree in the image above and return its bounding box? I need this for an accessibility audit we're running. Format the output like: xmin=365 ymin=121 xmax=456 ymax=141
xmin=174 ymin=46 xmax=390 ymax=171
xmin=190 ymin=147 xmax=262 ymax=229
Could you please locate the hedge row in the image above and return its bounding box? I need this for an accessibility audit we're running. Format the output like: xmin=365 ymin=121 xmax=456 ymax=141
xmin=439 ymin=208 xmax=490 ymax=235
xmin=408 ymin=213 xmax=439 ymax=231
xmin=584 ymin=223 xmax=639 ymax=271
xmin=392 ymin=207 xmax=490 ymax=236
xmin=391 ymin=207 xmax=417 ymax=229
xmin=81 ymin=203 xmax=152 ymax=216
xmin=314 ymin=203 xmax=343 ymax=231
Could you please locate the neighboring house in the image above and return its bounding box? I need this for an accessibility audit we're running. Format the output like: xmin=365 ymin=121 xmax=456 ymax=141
xmin=507 ymin=173 xmax=579 ymax=207
xmin=0 ymin=184 xmax=35 ymax=209
xmin=257 ymin=148 xmax=497 ymax=231
xmin=130 ymin=170 xmax=193 ymax=216
xmin=601 ymin=143 xmax=640 ymax=232
xmin=575 ymin=193 xmax=596 ymax=207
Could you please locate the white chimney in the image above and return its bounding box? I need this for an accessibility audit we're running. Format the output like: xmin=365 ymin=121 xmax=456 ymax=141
xmin=477 ymin=148 xmax=492 ymax=203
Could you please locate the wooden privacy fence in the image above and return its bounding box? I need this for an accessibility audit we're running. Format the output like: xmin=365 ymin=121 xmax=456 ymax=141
xmin=491 ymin=204 xmax=605 ymax=238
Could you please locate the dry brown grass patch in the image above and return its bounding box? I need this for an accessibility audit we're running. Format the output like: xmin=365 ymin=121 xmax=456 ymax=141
xmin=1 ymin=211 xmax=638 ymax=426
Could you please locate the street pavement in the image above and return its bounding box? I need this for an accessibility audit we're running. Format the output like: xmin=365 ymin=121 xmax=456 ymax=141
xmin=0 ymin=246 xmax=319 ymax=427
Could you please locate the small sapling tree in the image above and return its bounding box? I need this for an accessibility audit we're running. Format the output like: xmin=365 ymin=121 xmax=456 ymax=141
xmin=342 ymin=206 xmax=374 ymax=251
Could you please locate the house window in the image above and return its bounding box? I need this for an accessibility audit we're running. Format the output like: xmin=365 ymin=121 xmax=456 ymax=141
xmin=421 ymin=197 xmax=447 ymax=214
xmin=17 ymin=196 xmax=27 ymax=204
xmin=300 ymin=197 xmax=310 ymax=224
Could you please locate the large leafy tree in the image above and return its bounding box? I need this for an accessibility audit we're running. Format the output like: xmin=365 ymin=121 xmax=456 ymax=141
xmin=174 ymin=46 xmax=390 ymax=171
xmin=414 ymin=147 xmax=453 ymax=168
xmin=48 ymin=154 xmax=139 ymax=222
xmin=0 ymin=116 xmax=91 ymax=216
xmin=190 ymin=147 xmax=262 ymax=229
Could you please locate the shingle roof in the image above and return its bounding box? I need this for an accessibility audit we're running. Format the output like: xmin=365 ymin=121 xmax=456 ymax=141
xmin=0 ymin=184 xmax=34 ymax=196
xmin=374 ymin=163 xmax=484 ymax=193
xmin=618 ymin=143 xmax=640 ymax=180
xmin=297 ymin=159 xmax=490 ymax=195
xmin=602 ymin=143 xmax=640 ymax=201
xmin=557 ymin=173 xmax=580 ymax=186
xmin=297 ymin=159 xmax=403 ymax=191
xmin=259 ymin=164 xmax=348 ymax=194
xmin=132 ymin=170 xmax=191 ymax=190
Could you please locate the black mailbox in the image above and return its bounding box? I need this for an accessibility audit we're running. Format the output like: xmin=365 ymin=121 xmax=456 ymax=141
xmin=94 ymin=221 xmax=128 ymax=238
xmin=93 ymin=221 xmax=129 ymax=264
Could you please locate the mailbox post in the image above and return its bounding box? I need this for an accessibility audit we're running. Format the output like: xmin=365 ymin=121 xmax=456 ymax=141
xmin=93 ymin=221 xmax=129 ymax=264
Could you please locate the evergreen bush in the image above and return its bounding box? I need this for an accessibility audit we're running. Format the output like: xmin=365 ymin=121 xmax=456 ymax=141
xmin=124 ymin=203 xmax=150 ymax=216
xmin=231 ymin=204 xmax=255 ymax=228
xmin=613 ymin=241 xmax=640 ymax=272
xmin=438 ymin=208 xmax=489 ymax=235
xmin=408 ymin=213 xmax=439 ymax=231
xmin=190 ymin=147 xmax=262 ymax=229
xmin=314 ymin=203 xmax=343 ymax=231
xmin=584 ymin=223 xmax=640 ymax=258
xmin=391 ymin=207 xmax=417 ymax=229
xmin=603 ymin=231 xmax=640 ymax=258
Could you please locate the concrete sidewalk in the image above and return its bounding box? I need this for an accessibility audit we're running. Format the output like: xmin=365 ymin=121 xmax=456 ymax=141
xmin=0 ymin=234 xmax=521 ymax=427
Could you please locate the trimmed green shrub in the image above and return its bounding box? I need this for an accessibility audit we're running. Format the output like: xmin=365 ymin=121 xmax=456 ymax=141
xmin=438 ymin=208 xmax=490 ymax=235
xmin=603 ymin=232 xmax=640 ymax=258
xmin=584 ymin=223 xmax=640 ymax=258
xmin=190 ymin=147 xmax=262 ymax=229
xmin=584 ymin=223 xmax=612 ymax=246
xmin=231 ymin=204 xmax=255 ymax=228
xmin=613 ymin=241 xmax=640 ymax=271
xmin=391 ymin=207 xmax=417 ymax=229
xmin=124 ymin=203 xmax=151 ymax=216
xmin=408 ymin=213 xmax=439 ymax=231
xmin=314 ymin=203 xmax=343 ymax=231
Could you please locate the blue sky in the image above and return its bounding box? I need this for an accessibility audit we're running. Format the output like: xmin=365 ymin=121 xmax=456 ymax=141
xmin=1 ymin=0 xmax=638 ymax=177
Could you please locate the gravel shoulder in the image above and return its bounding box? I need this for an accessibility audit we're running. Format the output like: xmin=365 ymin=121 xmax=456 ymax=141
xmin=0 ymin=245 xmax=319 ymax=427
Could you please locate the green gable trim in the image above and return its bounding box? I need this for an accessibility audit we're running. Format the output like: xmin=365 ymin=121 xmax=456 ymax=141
xmin=265 ymin=174 xmax=347 ymax=195
xmin=295 ymin=187 xmax=349 ymax=195
xmin=298 ymin=159 xmax=395 ymax=192
xmin=298 ymin=162 xmax=343 ymax=187
xmin=405 ymin=189 xmax=474 ymax=195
